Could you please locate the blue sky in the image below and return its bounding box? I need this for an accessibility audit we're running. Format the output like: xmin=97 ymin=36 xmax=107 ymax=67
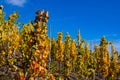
xmin=0 ymin=0 xmax=120 ymax=52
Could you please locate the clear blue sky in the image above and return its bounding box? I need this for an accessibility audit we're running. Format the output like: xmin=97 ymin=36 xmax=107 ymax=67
xmin=0 ymin=0 xmax=120 ymax=42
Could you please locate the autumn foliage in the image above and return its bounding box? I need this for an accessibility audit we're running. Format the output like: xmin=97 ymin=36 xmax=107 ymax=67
xmin=0 ymin=5 xmax=120 ymax=80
